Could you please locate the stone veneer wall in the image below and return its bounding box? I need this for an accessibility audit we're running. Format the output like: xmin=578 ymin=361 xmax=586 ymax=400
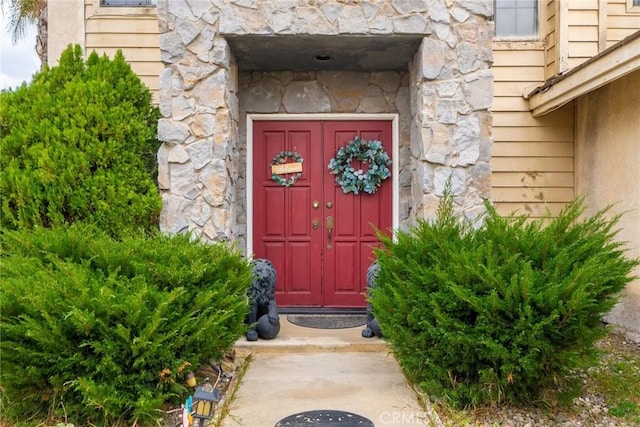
xmin=156 ymin=0 xmax=494 ymax=251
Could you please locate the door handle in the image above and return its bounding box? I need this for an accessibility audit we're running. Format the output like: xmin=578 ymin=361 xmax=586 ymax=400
xmin=326 ymin=216 xmax=334 ymax=249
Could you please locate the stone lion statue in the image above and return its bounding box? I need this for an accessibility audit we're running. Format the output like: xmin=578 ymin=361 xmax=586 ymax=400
xmin=246 ymin=258 xmax=280 ymax=341
xmin=362 ymin=260 xmax=383 ymax=338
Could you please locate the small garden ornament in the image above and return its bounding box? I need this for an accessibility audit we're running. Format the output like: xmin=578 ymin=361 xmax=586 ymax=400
xmin=362 ymin=260 xmax=383 ymax=338
xmin=246 ymin=259 xmax=280 ymax=341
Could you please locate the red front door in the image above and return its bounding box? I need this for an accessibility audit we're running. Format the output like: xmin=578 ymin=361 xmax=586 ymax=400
xmin=252 ymin=120 xmax=392 ymax=308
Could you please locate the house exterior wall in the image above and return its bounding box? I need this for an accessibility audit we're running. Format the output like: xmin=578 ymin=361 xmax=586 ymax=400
xmin=543 ymin=0 xmax=640 ymax=76
xmin=46 ymin=1 xmax=637 ymax=337
xmin=48 ymin=1 xmax=162 ymax=101
xmin=155 ymin=0 xmax=494 ymax=246
xmin=575 ymin=71 xmax=640 ymax=340
xmin=492 ymin=41 xmax=575 ymax=218
xmin=49 ymin=1 xmax=576 ymax=220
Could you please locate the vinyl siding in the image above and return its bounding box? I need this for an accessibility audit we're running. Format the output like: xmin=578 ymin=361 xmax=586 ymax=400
xmin=544 ymin=0 xmax=559 ymax=79
xmin=566 ymin=1 xmax=601 ymax=69
xmin=606 ymin=0 xmax=640 ymax=47
xmin=491 ymin=43 xmax=575 ymax=218
xmin=84 ymin=4 xmax=161 ymax=99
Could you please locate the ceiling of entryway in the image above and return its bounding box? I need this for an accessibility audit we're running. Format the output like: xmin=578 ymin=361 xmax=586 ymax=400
xmin=225 ymin=35 xmax=423 ymax=71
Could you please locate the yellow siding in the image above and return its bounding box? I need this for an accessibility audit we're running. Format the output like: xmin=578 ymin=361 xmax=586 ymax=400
xmin=544 ymin=0 xmax=558 ymax=79
xmin=492 ymin=43 xmax=575 ymax=218
xmin=84 ymin=4 xmax=161 ymax=101
xmin=606 ymin=0 xmax=640 ymax=47
xmin=566 ymin=1 xmax=600 ymax=67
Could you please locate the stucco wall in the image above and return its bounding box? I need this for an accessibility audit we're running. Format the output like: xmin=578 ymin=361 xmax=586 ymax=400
xmin=576 ymin=71 xmax=640 ymax=340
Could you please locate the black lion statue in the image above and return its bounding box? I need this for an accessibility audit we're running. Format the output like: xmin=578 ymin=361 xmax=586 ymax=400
xmin=246 ymin=258 xmax=280 ymax=341
xmin=362 ymin=260 xmax=383 ymax=338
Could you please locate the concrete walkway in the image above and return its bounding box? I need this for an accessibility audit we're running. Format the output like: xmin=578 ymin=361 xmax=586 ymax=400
xmin=219 ymin=316 xmax=432 ymax=427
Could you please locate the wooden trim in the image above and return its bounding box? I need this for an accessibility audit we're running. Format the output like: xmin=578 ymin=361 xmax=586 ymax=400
xmin=246 ymin=114 xmax=400 ymax=257
xmin=558 ymin=0 xmax=570 ymax=73
xmin=598 ymin=0 xmax=607 ymax=52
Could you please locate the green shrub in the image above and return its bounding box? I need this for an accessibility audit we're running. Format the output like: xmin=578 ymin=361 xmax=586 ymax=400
xmin=372 ymin=194 xmax=638 ymax=408
xmin=0 ymin=225 xmax=251 ymax=426
xmin=0 ymin=44 xmax=161 ymax=237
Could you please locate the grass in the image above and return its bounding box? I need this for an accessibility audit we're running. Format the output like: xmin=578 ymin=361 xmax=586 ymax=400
xmin=421 ymin=330 xmax=640 ymax=426
xmin=585 ymin=332 xmax=640 ymax=424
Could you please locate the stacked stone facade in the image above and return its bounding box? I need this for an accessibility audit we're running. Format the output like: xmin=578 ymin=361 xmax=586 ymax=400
xmin=157 ymin=0 xmax=494 ymax=251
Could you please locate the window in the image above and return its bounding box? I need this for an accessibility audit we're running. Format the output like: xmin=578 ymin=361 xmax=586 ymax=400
xmin=494 ymin=0 xmax=539 ymax=38
xmin=100 ymin=0 xmax=157 ymax=6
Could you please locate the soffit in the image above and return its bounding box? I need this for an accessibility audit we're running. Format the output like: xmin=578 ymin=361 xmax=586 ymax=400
xmin=225 ymin=35 xmax=423 ymax=72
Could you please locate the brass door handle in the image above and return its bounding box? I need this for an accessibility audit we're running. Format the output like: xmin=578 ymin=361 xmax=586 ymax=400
xmin=312 ymin=219 xmax=320 ymax=230
xmin=326 ymin=216 xmax=334 ymax=249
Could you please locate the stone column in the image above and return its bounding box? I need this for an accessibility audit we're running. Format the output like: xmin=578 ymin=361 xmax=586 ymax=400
xmin=409 ymin=1 xmax=494 ymax=227
xmin=156 ymin=1 xmax=240 ymax=242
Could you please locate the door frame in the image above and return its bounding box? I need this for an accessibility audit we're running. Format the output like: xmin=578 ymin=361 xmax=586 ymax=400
xmin=247 ymin=113 xmax=399 ymax=257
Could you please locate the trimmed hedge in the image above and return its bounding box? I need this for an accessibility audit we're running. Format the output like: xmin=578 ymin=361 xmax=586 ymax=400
xmin=0 ymin=225 xmax=251 ymax=426
xmin=372 ymin=194 xmax=638 ymax=408
xmin=0 ymin=44 xmax=161 ymax=237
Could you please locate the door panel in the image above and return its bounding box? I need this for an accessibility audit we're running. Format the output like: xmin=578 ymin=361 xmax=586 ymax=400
xmin=253 ymin=120 xmax=392 ymax=308
xmin=253 ymin=121 xmax=323 ymax=306
xmin=322 ymin=121 xmax=392 ymax=307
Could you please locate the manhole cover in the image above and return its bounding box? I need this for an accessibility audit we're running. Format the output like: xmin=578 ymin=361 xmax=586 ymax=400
xmin=275 ymin=410 xmax=374 ymax=426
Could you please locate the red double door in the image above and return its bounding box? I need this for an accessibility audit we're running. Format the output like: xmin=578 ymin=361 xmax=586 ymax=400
xmin=252 ymin=120 xmax=392 ymax=308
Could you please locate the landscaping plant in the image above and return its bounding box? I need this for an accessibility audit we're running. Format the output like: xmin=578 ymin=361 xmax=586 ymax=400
xmin=371 ymin=193 xmax=638 ymax=408
xmin=0 ymin=225 xmax=252 ymax=426
xmin=0 ymin=44 xmax=161 ymax=237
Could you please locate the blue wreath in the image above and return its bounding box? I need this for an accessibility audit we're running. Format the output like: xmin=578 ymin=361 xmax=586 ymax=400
xmin=327 ymin=136 xmax=391 ymax=195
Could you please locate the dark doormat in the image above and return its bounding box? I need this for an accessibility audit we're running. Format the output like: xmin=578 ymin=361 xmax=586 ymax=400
xmin=287 ymin=314 xmax=367 ymax=329
xmin=275 ymin=410 xmax=374 ymax=426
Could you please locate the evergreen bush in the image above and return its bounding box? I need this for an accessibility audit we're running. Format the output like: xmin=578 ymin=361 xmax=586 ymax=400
xmin=0 ymin=44 xmax=161 ymax=237
xmin=372 ymin=194 xmax=638 ymax=408
xmin=0 ymin=225 xmax=251 ymax=425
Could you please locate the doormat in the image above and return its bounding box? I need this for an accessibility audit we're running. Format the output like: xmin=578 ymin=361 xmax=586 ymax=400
xmin=275 ymin=410 xmax=374 ymax=426
xmin=287 ymin=314 xmax=367 ymax=329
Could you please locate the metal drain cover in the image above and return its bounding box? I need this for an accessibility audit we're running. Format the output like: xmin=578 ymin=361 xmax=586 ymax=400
xmin=275 ymin=410 xmax=374 ymax=426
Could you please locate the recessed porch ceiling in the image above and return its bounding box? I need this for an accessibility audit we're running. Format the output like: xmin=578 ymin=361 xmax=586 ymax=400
xmin=225 ymin=35 xmax=423 ymax=72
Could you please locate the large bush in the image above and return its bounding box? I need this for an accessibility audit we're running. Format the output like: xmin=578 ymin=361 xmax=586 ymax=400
xmin=0 ymin=225 xmax=251 ymax=426
xmin=372 ymin=194 xmax=638 ymax=408
xmin=0 ymin=44 xmax=161 ymax=237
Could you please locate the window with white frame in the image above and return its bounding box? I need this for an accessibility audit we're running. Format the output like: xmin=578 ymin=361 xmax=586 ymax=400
xmin=494 ymin=0 xmax=539 ymax=38
xmin=100 ymin=0 xmax=157 ymax=6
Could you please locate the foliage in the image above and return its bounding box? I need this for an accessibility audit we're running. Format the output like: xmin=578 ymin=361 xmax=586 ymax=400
xmin=0 ymin=225 xmax=252 ymax=426
xmin=372 ymin=193 xmax=638 ymax=408
xmin=327 ymin=136 xmax=391 ymax=195
xmin=0 ymin=0 xmax=45 ymax=44
xmin=0 ymin=44 xmax=161 ymax=237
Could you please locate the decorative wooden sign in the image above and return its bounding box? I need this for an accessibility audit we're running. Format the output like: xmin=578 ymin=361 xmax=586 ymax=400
xmin=271 ymin=162 xmax=303 ymax=175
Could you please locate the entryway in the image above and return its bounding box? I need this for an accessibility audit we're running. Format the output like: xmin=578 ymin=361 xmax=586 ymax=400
xmin=251 ymin=119 xmax=393 ymax=308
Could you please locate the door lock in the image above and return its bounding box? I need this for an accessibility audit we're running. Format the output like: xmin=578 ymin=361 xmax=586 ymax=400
xmin=312 ymin=200 xmax=320 ymax=209
xmin=312 ymin=219 xmax=320 ymax=230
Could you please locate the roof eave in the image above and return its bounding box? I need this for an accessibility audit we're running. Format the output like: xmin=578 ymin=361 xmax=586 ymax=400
xmin=525 ymin=30 xmax=640 ymax=117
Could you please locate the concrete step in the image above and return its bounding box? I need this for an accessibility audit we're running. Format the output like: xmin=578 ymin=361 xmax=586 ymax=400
xmin=234 ymin=315 xmax=388 ymax=353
